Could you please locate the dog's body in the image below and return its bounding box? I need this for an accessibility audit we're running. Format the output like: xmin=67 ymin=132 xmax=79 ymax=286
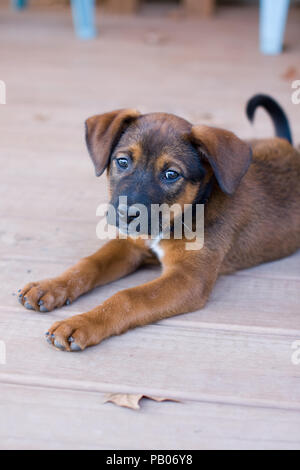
xmin=219 ymin=137 xmax=300 ymax=273
xmin=19 ymin=95 xmax=300 ymax=352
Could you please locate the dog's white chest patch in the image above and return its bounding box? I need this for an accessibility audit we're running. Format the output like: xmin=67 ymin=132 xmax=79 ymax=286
xmin=148 ymin=237 xmax=164 ymax=261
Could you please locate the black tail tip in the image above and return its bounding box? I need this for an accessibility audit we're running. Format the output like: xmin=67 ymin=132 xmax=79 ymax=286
xmin=246 ymin=94 xmax=293 ymax=145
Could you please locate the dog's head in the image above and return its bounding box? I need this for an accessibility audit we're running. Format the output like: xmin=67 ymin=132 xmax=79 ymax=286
xmin=85 ymin=109 xmax=252 ymax=235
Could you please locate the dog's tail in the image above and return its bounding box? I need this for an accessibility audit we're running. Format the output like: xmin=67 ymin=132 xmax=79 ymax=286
xmin=246 ymin=94 xmax=293 ymax=145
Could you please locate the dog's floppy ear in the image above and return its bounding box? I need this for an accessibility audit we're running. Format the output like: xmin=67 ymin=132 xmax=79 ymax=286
xmin=190 ymin=125 xmax=252 ymax=195
xmin=85 ymin=109 xmax=140 ymax=177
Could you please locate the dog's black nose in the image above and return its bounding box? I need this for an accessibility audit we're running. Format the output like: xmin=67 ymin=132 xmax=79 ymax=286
xmin=117 ymin=205 xmax=128 ymax=220
xmin=118 ymin=204 xmax=140 ymax=224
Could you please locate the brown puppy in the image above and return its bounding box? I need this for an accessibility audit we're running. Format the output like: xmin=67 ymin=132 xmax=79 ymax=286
xmin=18 ymin=95 xmax=300 ymax=352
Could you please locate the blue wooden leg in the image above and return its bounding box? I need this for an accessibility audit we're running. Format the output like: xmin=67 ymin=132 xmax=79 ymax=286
xmin=71 ymin=0 xmax=97 ymax=39
xmin=260 ymin=0 xmax=290 ymax=55
xmin=12 ymin=0 xmax=28 ymax=9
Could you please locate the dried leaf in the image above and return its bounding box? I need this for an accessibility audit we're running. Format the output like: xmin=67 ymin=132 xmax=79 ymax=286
xmin=104 ymin=393 xmax=143 ymax=410
xmin=104 ymin=393 xmax=180 ymax=410
xmin=281 ymin=66 xmax=298 ymax=82
xmin=34 ymin=113 xmax=50 ymax=122
xmin=146 ymin=396 xmax=180 ymax=403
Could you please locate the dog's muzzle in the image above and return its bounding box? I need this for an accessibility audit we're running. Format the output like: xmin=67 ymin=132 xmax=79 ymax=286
xmin=117 ymin=204 xmax=141 ymax=225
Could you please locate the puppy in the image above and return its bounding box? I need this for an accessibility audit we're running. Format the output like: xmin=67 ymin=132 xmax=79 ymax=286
xmin=18 ymin=95 xmax=300 ymax=352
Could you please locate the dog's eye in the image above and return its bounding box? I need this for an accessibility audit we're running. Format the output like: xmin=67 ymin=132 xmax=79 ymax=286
xmin=116 ymin=157 xmax=129 ymax=170
xmin=164 ymin=170 xmax=180 ymax=182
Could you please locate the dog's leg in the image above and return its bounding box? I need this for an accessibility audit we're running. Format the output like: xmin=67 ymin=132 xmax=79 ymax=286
xmin=18 ymin=239 xmax=149 ymax=313
xmin=46 ymin=248 xmax=222 ymax=351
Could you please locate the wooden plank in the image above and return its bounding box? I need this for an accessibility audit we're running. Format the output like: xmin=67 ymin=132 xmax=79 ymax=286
xmin=1 ymin=213 xmax=299 ymax=279
xmin=105 ymin=0 xmax=139 ymax=14
xmin=234 ymin=252 xmax=300 ymax=281
xmin=1 ymin=308 xmax=300 ymax=410
xmin=2 ymin=255 xmax=300 ymax=333
xmin=1 ymin=3 xmax=300 ymax=450
xmin=1 ymin=383 xmax=300 ymax=450
xmin=184 ymin=0 xmax=215 ymax=17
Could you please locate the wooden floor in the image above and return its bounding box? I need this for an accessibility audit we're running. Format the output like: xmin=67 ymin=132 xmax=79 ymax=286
xmin=0 ymin=2 xmax=300 ymax=450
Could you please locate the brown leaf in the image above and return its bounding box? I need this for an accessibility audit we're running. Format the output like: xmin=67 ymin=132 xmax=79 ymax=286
xmin=281 ymin=66 xmax=298 ymax=81
xmin=104 ymin=393 xmax=143 ymax=410
xmin=104 ymin=393 xmax=180 ymax=410
xmin=146 ymin=396 xmax=180 ymax=403
xmin=34 ymin=113 xmax=50 ymax=122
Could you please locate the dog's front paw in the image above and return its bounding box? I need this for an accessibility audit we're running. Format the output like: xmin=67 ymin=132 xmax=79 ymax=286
xmin=45 ymin=313 xmax=102 ymax=352
xmin=18 ymin=279 xmax=72 ymax=313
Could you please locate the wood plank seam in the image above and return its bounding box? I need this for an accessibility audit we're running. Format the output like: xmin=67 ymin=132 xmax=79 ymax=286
xmin=1 ymin=373 xmax=300 ymax=413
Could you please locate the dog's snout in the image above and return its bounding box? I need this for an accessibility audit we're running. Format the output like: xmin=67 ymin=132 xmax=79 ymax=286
xmin=117 ymin=204 xmax=128 ymax=220
xmin=118 ymin=204 xmax=141 ymax=224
